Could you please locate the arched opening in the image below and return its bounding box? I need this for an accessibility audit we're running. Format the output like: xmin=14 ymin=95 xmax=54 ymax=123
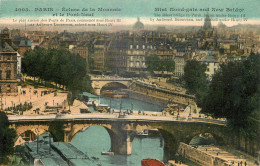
xmin=15 ymin=130 xmax=37 ymax=146
xmin=71 ymin=126 xmax=113 ymax=159
xmin=157 ymin=129 xmax=178 ymax=162
xmin=130 ymin=128 xmax=179 ymax=162
xmin=189 ymin=133 xmax=218 ymax=146
xmin=129 ymin=129 xmax=164 ymax=164
xmin=100 ymin=82 xmax=128 ymax=96
xmin=21 ymin=130 xmax=37 ymax=142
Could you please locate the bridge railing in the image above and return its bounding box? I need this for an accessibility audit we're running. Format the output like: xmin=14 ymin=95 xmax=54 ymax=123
xmin=8 ymin=114 xmax=226 ymax=125
xmin=91 ymin=76 xmax=132 ymax=81
xmin=191 ymin=117 xmax=226 ymax=124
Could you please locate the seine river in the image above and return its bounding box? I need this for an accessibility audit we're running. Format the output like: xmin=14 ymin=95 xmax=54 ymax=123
xmin=83 ymin=92 xmax=163 ymax=112
xmin=70 ymin=94 xmax=199 ymax=166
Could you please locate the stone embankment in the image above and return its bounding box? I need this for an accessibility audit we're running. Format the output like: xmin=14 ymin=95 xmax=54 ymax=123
xmin=178 ymin=143 xmax=252 ymax=166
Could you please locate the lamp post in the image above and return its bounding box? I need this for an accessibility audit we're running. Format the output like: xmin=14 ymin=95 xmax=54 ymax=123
xmin=57 ymin=103 xmax=59 ymax=113
xmin=49 ymin=133 xmax=52 ymax=154
xmin=19 ymin=88 xmax=20 ymax=103
xmin=35 ymin=128 xmax=39 ymax=154
xmin=29 ymin=88 xmax=31 ymax=100
xmin=0 ymin=95 xmax=3 ymax=111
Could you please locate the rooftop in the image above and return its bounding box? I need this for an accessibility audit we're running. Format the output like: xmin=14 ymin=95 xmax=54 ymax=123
xmin=199 ymin=55 xmax=218 ymax=63
xmin=0 ymin=41 xmax=16 ymax=52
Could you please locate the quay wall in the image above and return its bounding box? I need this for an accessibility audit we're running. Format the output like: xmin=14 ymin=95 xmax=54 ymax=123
xmin=127 ymin=89 xmax=169 ymax=107
xmin=127 ymin=81 xmax=197 ymax=108
xmin=177 ymin=143 xmax=229 ymax=166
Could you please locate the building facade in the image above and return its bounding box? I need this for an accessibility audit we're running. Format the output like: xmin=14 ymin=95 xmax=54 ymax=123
xmin=0 ymin=33 xmax=19 ymax=95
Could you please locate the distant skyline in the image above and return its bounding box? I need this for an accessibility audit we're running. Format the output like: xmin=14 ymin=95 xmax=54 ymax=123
xmin=1 ymin=0 xmax=260 ymax=29
xmin=1 ymin=0 xmax=260 ymax=18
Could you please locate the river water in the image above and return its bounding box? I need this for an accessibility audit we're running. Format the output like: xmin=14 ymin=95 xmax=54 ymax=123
xmin=83 ymin=92 xmax=163 ymax=112
xmin=71 ymin=126 xmax=164 ymax=166
xmin=70 ymin=93 xmax=199 ymax=166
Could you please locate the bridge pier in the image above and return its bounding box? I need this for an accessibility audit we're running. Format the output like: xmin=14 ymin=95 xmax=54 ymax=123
xmin=92 ymin=88 xmax=101 ymax=96
xmin=111 ymin=130 xmax=135 ymax=155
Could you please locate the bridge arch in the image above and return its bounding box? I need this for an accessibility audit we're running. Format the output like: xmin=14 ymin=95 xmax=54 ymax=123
xmin=187 ymin=132 xmax=225 ymax=146
xmin=91 ymin=79 xmax=131 ymax=95
xmin=68 ymin=123 xmax=112 ymax=142
xmin=68 ymin=124 xmax=118 ymax=154
xmin=157 ymin=128 xmax=178 ymax=160
xmin=69 ymin=125 xmax=112 ymax=141
xmin=130 ymin=127 xmax=178 ymax=161
xmin=101 ymin=82 xmax=128 ymax=92
xmin=14 ymin=124 xmax=49 ymax=146
xmin=15 ymin=130 xmax=37 ymax=146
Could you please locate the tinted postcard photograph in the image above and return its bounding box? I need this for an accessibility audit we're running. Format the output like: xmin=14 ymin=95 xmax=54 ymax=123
xmin=0 ymin=0 xmax=259 ymax=165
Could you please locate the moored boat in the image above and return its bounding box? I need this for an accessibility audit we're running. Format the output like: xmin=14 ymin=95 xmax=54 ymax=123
xmin=101 ymin=151 xmax=114 ymax=155
xmin=142 ymin=159 xmax=165 ymax=166
xmin=86 ymin=99 xmax=96 ymax=106
xmin=93 ymin=102 xmax=110 ymax=112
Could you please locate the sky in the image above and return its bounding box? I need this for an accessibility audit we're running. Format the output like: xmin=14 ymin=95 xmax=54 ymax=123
xmin=0 ymin=0 xmax=259 ymax=27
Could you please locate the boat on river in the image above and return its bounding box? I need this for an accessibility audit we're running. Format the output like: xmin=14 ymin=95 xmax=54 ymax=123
xmin=101 ymin=151 xmax=114 ymax=155
xmin=86 ymin=99 xmax=96 ymax=106
xmin=102 ymin=90 xmax=128 ymax=98
xmin=93 ymin=102 xmax=110 ymax=113
xmin=137 ymin=129 xmax=149 ymax=136
xmin=142 ymin=159 xmax=165 ymax=166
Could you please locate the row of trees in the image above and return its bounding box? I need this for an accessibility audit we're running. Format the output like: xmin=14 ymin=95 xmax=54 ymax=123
xmin=22 ymin=47 xmax=91 ymax=97
xmin=184 ymin=54 xmax=260 ymax=141
xmin=146 ymin=54 xmax=175 ymax=74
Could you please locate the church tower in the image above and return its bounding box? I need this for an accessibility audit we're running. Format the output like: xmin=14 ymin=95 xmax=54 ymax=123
xmin=202 ymin=13 xmax=214 ymax=38
xmin=203 ymin=13 xmax=212 ymax=30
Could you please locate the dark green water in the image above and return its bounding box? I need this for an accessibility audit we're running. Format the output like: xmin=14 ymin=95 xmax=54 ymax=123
xmin=71 ymin=126 xmax=164 ymax=166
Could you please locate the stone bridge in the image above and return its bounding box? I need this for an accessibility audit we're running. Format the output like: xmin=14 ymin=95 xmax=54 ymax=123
xmin=90 ymin=75 xmax=132 ymax=95
xmin=9 ymin=114 xmax=241 ymax=157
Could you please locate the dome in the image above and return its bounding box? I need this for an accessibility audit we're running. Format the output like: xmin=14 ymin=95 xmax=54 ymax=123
xmin=217 ymin=21 xmax=227 ymax=28
xmin=133 ymin=17 xmax=144 ymax=31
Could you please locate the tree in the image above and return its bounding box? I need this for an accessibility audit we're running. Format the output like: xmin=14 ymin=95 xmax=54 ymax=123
xmin=201 ymin=54 xmax=260 ymax=139
xmin=184 ymin=60 xmax=208 ymax=106
xmin=146 ymin=54 xmax=160 ymax=73
xmin=163 ymin=59 xmax=175 ymax=73
xmin=22 ymin=48 xmax=88 ymax=98
xmin=0 ymin=112 xmax=17 ymax=164
xmin=146 ymin=54 xmax=175 ymax=75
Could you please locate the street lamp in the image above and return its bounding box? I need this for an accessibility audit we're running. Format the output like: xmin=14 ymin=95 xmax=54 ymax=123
xmin=49 ymin=133 xmax=52 ymax=154
xmin=29 ymin=88 xmax=31 ymax=100
xmin=19 ymin=88 xmax=20 ymax=103
xmin=57 ymin=103 xmax=59 ymax=113
xmin=35 ymin=128 xmax=39 ymax=154
xmin=0 ymin=95 xmax=3 ymax=111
